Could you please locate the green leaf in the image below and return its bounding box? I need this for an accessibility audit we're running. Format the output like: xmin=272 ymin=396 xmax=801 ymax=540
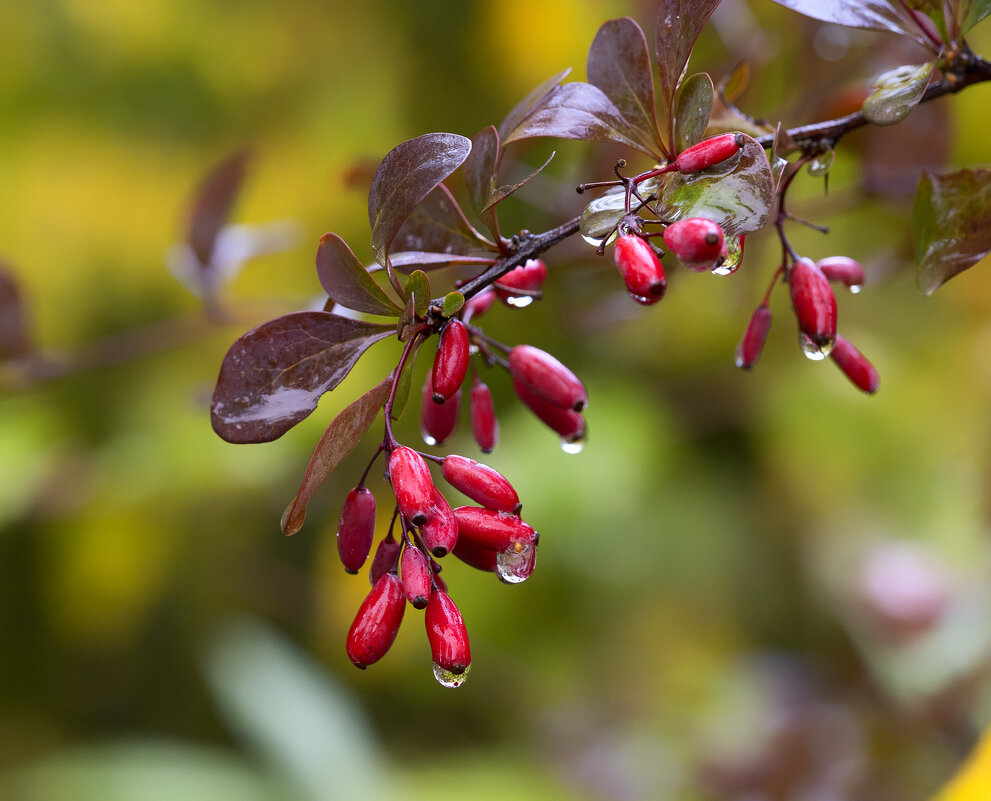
xmin=397 ymin=294 xmax=416 ymax=342
xmin=862 ymin=62 xmax=934 ymax=126
xmin=675 ymin=73 xmax=714 ymax=153
xmin=914 ymin=169 xmax=991 ymax=295
xmin=281 ymin=376 xmax=391 ymax=536
xmin=403 ymin=270 xmax=430 ymax=318
xmin=315 ymin=233 xmax=401 ymax=316
xmin=962 ymin=0 xmax=991 ymax=32
xmin=390 ymin=336 xmax=423 ymax=421
xmin=442 ymin=291 xmax=465 ymax=317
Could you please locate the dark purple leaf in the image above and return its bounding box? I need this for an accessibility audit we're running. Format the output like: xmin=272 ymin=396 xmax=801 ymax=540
xmin=187 ymin=150 xmax=251 ymax=267
xmin=387 ymin=252 xmax=498 ymax=274
xmin=654 ymin=0 xmax=723 ymax=147
xmin=281 ymin=375 xmax=392 ymax=536
xmin=0 ymin=264 xmax=30 ymax=360
xmin=587 ymin=17 xmax=662 ymax=155
xmin=914 ymin=169 xmax=991 ymax=295
xmin=481 ymin=151 xmax=556 ymax=212
xmin=675 ymin=73 xmax=714 ymax=153
xmin=465 ymin=126 xmax=500 ymax=217
xmin=315 ymin=233 xmax=402 ymax=316
xmin=368 ymin=133 xmax=472 ymax=267
xmin=502 ymin=82 xmax=660 ymax=158
xmin=393 ymin=184 xmax=494 ymax=255
xmin=767 ymin=0 xmax=929 ymax=45
xmin=497 ymin=68 xmax=572 ymax=143
xmin=211 ymin=312 xmax=394 ymax=443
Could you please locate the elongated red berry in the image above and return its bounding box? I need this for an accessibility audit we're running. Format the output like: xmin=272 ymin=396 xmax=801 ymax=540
xmin=495 ymin=258 xmax=547 ymax=306
xmin=663 ymin=218 xmax=725 ymax=271
xmin=830 ymin=335 xmax=879 ymax=393
xmin=735 ymin=305 xmax=773 ymax=370
xmin=452 ymin=538 xmax=498 ymax=573
xmin=463 ymin=288 xmax=496 ymax=319
xmin=451 ymin=506 xmax=536 ymax=551
xmin=389 ymin=446 xmax=435 ymax=526
xmin=420 ymin=487 xmax=458 ymax=557
xmin=400 ymin=545 xmax=432 ymax=609
xmin=817 ymin=256 xmax=865 ymax=291
xmin=425 ymin=589 xmax=471 ymax=683
xmin=421 ymin=372 xmax=460 ymax=446
xmin=346 ymin=573 xmax=405 ymax=669
xmin=675 ymin=132 xmax=744 ymax=173
xmin=470 ymin=379 xmax=498 ymax=453
xmin=442 ymin=455 xmax=520 ymax=513
xmin=337 ymin=487 xmax=376 ymax=574
xmin=431 ymin=319 xmax=469 ymax=403
xmin=508 ymin=345 xmax=587 ymax=411
xmin=369 ymin=534 xmax=401 ymax=586
xmin=789 ymin=257 xmax=837 ymax=357
xmin=513 ymin=378 xmax=586 ymax=445
xmin=613 ymin=235 xmax=666 ymax=304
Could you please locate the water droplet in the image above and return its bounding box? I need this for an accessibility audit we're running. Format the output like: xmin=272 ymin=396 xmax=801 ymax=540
xmin=421 ymin=432 xmax=439 ymax=446
xmin=799 ymin=332 xmax=834 ymax=360
xmin=849 ymin=284 xmax=862 ymax=294
xmin=712 ymin=235 xmax=744 ymax=276
xmin=505 ymin=295 xmax=534 ymax=308
xmin=433 ymin=661 xmax=471 ymax=688
xmin=807 ymin=149 xmax=835 ymax=177
xmin=580 ymin=230 xmax=618 ymax=249
xmin=496 ymin=541 xmax=537 ymax=583
xmin=560 ymin=434 xmax=585 ymax=454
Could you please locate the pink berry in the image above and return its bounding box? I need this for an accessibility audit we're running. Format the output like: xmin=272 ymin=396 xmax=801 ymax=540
xmin=400 ymin=545 xmax=432 ymax=609
xmin=389 ymin=446 xmax=435 ymax=526
xmin=431 ymin=319 xmax=469 ymax=403
xmin=346 ymin=573 xmax=405 ymax=669
xmin=816 ymin=256 xmax=865 ymax=290
xmin=735 ymin=306 xmax=773 ymax=371
xmin=442 ymin=455 xmax=520 ymax=513
xmin=512 ymin=378 xmax=586 ymax=444
xmin=613 ymin=235 xmax=667 ymax=304
xmin=830 ymin=335 xmax=879 ymax=394
xmin=662 ymin=218 xmax=725 ymax=270
xmin=674 ymin=132 xmax=744 ymax=173
xmin=789 ymin=257 xmax=837 ymax=353
xmin=470 ymin=379 xmax=499 ymax=453
xmin=495 ymin=258 xmax=547 ymax=305
xmin=452 ymin=538 xmax=499 ymax=573
xmin=451 ymin=506 xmax=536 ymax=552
xmin=508 ymin=345 xmax=587 ymax=412
xmin=369 ymin=534 xmax=401 ymax=586
xmin=420 ymin=487 xmax=458 ymax=557
xmin=421 ymin=372 xmax=460 ymax=446
xmin=463 ymin=288 xmax=496 ymax=319
xmin=337 ymin=487 xmax=376 ymax=574
xmin=425 ymin=589 xmax=471 ymax=677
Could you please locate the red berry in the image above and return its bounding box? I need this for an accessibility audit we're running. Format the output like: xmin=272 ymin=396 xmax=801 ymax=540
xmin=452 ymin=537 xmax=499 ymax=573
xmin=513 ymin=378 xmax=586 ymax=445
xmin=425 ymin=589 xmax=471 ymax=682
xmin=508 ymin=345 xmax=587 ymax=412
xmin=789 ymin=257 xmax=837 ymax=356
xmin=337 ymin=487 xmax=376 ymax=574
xmin=400 ymin=545 xmax=432 ymax=609
xmin=816 ymin=256 xmax=865 ymax=291
xmin=470 ymin=379 xmax=499 ymax=453
xmin=463 ymin=288 xmax=496 ymax=319
xmin=613 ymin=235 xmax=667 ymax=304
xmin=674 ymin=132 xmax=744 ymax=173
xmin=442 ymin=455 xmax=520 ymax=513
xmin=662 ymin=218 xmax=725 ymax=270
xmin=830 ymin=335 xmax=879 ymax=394
xmin=369 ymin=534 xmax=401 ymax=586
xmin=735 ymin=306 xmax=773 ymax=371
xmin=495 ymin=258 xmax=547 ymax=306
xmin=431 ymin=319 xmax=469 ymax=403
xmin=420 ymin=487 xmax=459 ymax=557
xmin=346 ymin=573 xmax=405 ymax=669
xmin=451 ymin=506 xmax=536 ymax=551
xmin=389 ymin=446 xmax=435 ymax=526
xmin=421 ymin=372 xmax=460 ymax=446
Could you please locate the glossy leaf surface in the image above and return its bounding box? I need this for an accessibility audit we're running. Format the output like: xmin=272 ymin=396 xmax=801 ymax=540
xmin=497 ymin=68 xmax=571 ymax=143
xmin=315 ymin=233 xmax=401 ymax=316
xmin=914 ymin=169 xmax=991 ymax=295
xmin=862 ymin=62 xmax=934 ymax=126
xmin=368 ymin=133 xmax=472 ymax=266
xmin=188 ymin=150 xmax=250 ymax=267
xmin=393 ymin=184 xmax=491 ymax=256
xmin=387 ymin=252 xmax=497 ymax=274
xmin=675 ymin=72 xmax=715 ymax=153
xmin=464 ymin=126 xmax=500 ymax=218
xmin=281 ymin=376 xmax=391 ymax=536
xmin=211 ymin=312 xmax=394 ymax=443
xmin=768 ymin=0 xmax=925 ymax=44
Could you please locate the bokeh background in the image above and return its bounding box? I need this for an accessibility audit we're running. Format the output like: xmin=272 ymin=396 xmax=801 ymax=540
xmin=2 ymin=1 xmax=991 ymax=799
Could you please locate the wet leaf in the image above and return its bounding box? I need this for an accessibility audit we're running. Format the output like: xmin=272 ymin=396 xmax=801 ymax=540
xmin=368 ymin=133 xmax=472 ymax=267
xmin=498 ymin=68 xmax=572 ymax=142
xmin=393 ymin=184 xmax=492 ymax=255
xmin=315 ymin=233 xmax=401 ymax=316
xmin=211 ymin=312 xmax=394 ymax=443
xmin=404 ymin=270 xmax=430 ymax=318
xmin=502 ymin=82 xmax=660 ymax=158
xmin=767 ymin=0 xmax=926 ymax=44
xmin=281 ymin=376 xmax=391 ymax=536
xmin=675 ymin=73 xmax=714 ymax=153
xmin=0 ymin=263 xmax=30 ymax=360
xmin=914 ymin=169 xmax=991 ymax=295
xmin=862 ymin=62 xmax=934 ymax=126
xmin=188 ymin=150 xmax=251 ymax=268
xmin=390 ymin=335 xmax=423 ymax=421
xmin=385 ymin=252 xmax=497 ymax=274
xmin=586 ymin=17 xmax=661 ymax=154
xmin=464 ymin=126 xmax=500 ymax=218
xmin=442 ymin=291 xmax=465 ymax=317
xmin=482 ymin=151 xmax=556 ymax=212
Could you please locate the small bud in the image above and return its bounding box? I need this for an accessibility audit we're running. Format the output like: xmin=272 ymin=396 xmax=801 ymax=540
xmin=613 ymin=235 xmax=667 ymax=304
xmin=735 ymin=306 xmax=773 ymax=370
xmin=400 ymin=545 xmax=432 ymax=609
xmin=421 ymin=372 xmax=460 ymax=447
xmin=662 ymin=218 xmax=725 ymax=270
xmin=816 ymin=256 xmax=865 ymax=291
xmin=675 ymin=132 xmax=744 ymax=174
xmin=442 ymin=455 xmax=520 ymax=513
xmin=495 ymin=258 xmax=547 ymax=306
xmin=451 ymin=506 xmax=536 ymax=552
xmin=830 ymin=335 xmax=879 ymax=394
xmin=463 ymin=288 xmax=496 ymax=319
xmin=470 ymin=379 xmax=499 ymax=453
xmin=513 ymin=378 xmax=586 ymax=444
xmin=346 ymin=573 xmax=405 ymax=669
xmin=337 ymin=487 xmax=376 ymax=574
xmin=420 ymin=487 xmax=458 ymax=557
xmin=369 ymin=534 xmax=401 ymax=586
xmin=425 ymin=589 xmax=471 ymax=679
xmin=431 ymin=319 xmax=469 ymax=403
xmin=789 ymin=257 xmax=837 ymax=356
xmin=389 ymin=446 xmax=435 ymax=526
xmin=508 ymin=345 xmax=587 ymax=412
